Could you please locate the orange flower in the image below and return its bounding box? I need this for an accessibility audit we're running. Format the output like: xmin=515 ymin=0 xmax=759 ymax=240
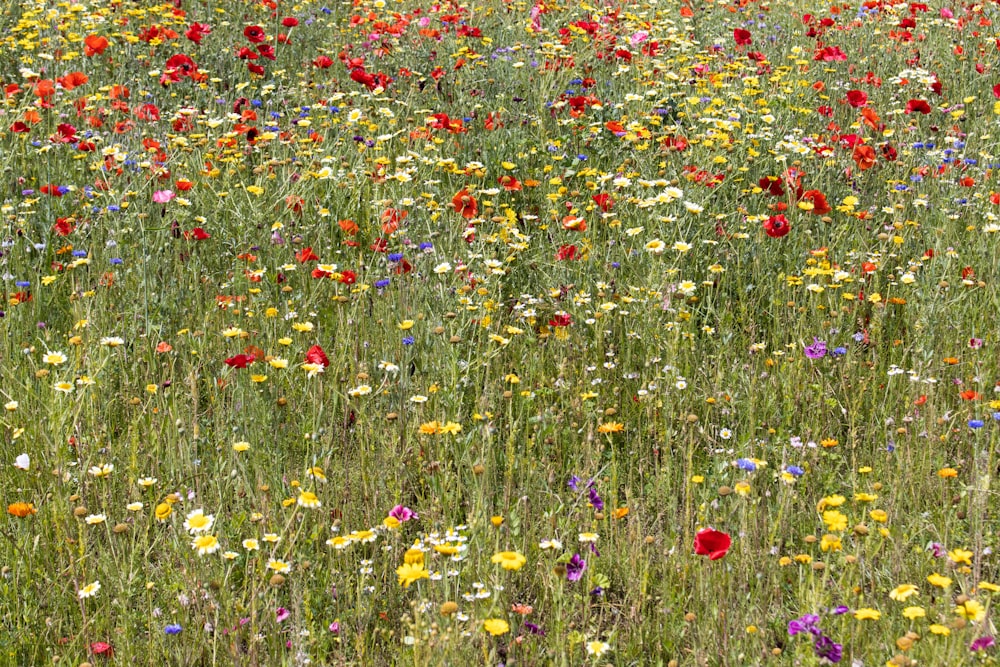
xmin=561 ymin=215 xmax=587 ymax=232
xmin=852 ymin=145 xmax=876 ymax=170
xmin=452 ymin=189 xmax=478 ymax=219
xmin=84 ymin=35 xmax=109 ymax=57
xmin=498 ymin=175 xmax=521 ymax=191
xmin=155 ymin=342 xmax=173 ymax=354
xmin=338 ymin=219 xmax=359 ymax=235
xmin=960 ymin=390 xmax=981 ymax=401
xmin=801 ymin=190 xmax=831 ymax=215
xmin=7 ymin=502 xmax=36 ymax=518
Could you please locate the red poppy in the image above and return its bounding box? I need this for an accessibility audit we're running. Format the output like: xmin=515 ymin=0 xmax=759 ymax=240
xmin=801 ymin=190 xmax=831 ymax=215
xmin=452 ymin=189 xmax=478 ymax=219
xmin=53 ymin=218 xmax=75 ymax=236
xmin=185 ymin=22 xmax=212 ymax=44
xmin=693 ymin=528 xmax=731 ymax=560
xmin=592 ymin=194 xmax=614 ymax=212
xmin=852 ymin=144 xmax=876 ymax=170
xmin=498 ymin=175 xmax=521 ymax=191
xmin=846 ymin=90 xmax=868 ymax=107
xmin=243 ymin=25 xmax=266 ymax=43
xmin=296 ymin=247 xmax=319 ymax=263
xmin=905 ymin=99 xmax=931 ymax=114
xmin=305 ymin=345 xmax=329 ymax=368
xmin=281 ymin=17 xmax=299 ymax=27
xmin=960 ymin=389 xmax=981 ymax=401
xmin=90 ymin=641 xmax=114 ymax=657
xmin=185 ymin=227 xmax=210 ymax=240
xmin=561 ymin=215 xmax=586 ymax=232
xmin=84 ymin=35 xmax=109 ymax=57
xmin=733 ymin=28 xmax=752 ymax=46
xmin=548 ymin=313 xmax=572 ymax=327
xmin=555 ymin=244 xmax=578 ymax=261
xmin=763 ymin=214 xmax=790 ymax=238
xmin=225 ymin=354 xmax=255 ymax=369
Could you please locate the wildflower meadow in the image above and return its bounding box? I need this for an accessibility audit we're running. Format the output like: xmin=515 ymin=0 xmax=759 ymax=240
xmin=2 ymin=0 xmax=1000 ymax=663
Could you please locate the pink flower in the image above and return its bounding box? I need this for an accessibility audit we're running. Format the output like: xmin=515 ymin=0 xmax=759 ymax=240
xmin=152 ymin=190 xmax=175 ymax=204
xmin=389 ymin=505 xmax=417 ymax=522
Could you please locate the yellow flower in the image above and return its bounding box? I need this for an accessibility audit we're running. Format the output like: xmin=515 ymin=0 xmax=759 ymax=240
xmin=597 ymin=422 xmax=624 ymax=434
xmin=822 ymin=510 xmax=848 ymax=532
xmin=491 ymin=515 xmax=504 ymax=527
xmin=854 ymin=493 xmax=878 ymax=502
xmin=902 ymin=606 xmax=926 ymax=620
xmin=396 ymin=562 xmax=429 ymax=588
xmin=869 ymin=509 xmax=888 ymax=523
xmin=155 ymin=503 xmax=172 ymax=521
xmin=191 ymin=534 xmax=220 ymax=556
xmin=853 ymin=608 xmax=880 ymax=621
xmin=297 ymin=491 xmax=321 ymax=509
xmin=482 ymin=618 xmax=510 ymax=636
xmin=419 ymin=421 xmax=440 ymax=435
xmin=734 ymin=481 xmax=751 ymax=497
xmin=491 ymin=551 xmax=527 ymax=571
xmin=978 ymin=582 xmax=1000 ymax=593
xmin=929 ymin=624 xmax=950 ymax=636
xmin=937 ymin=467 xmax=958 ymax=478
xmin=889 ymin=584 xmax=919 ymax=602
xmin=927 ymin=573 xmax=952 ymax=589
xmin=233 ymin=441 xmax=251 ymax=452
xmin=404 ymin=548 xmax=424 ymax=565
xmin=948 ymin=548 xmax=973 ymax=566
xmin=820 ymin=534 xmax=842 ymax=552
xmin=817 ymin=495 xmax=845 ymax=512
xmin=398 ymin=320 xmax=415 ymax=330
xmin=955 ymin=599 xmax=986 ymax=622
xmin=383 ymin=516 xmax=401 ymax=529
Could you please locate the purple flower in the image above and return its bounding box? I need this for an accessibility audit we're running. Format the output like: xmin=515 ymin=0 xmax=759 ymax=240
xmin=788 ymin=614 xmax=820 ymax=636
xmin=524 ymin=622 xmax=545 ymax=636
xmin=829 ymin=605 xmax=850 ymax=615
xmin=929 ymin=542 xmax=947 ymax=558
xmin=813 ymin=635 xmax=843 ymax=663
xmin=276 ymin=607 xmax=291 ymax=623
xmin=804 ymin=337 xmax=827 ymax=359
xmin=164 ymin=624 xmax=182 ymax=635
xmin=588 ymin=486 xmax=604 ymax=511
xmin=567 ymin=475 xmax=582 ymax=492
xmin=389 ymin=505 xmax=417 ymax=522
xmin=566 ymin=553 xmax=587 ymax=582
xmin=328 ymin=622 xmax=340 ymax=634
xmin=971 ymin=636 xmax=995 ymax=652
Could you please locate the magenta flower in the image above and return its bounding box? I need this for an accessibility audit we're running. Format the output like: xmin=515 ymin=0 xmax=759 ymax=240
xmin=389 ymin=505 xmax=417 ymax=522
xmin=152 ymin=190 xmax=175 ymax=204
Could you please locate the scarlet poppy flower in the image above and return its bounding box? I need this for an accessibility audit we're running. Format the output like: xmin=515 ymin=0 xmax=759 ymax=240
xmin=313 ymin=55 xmax=334 ymax=68
xmin=561 ymin=215 xmax=586 ymax=232
xmin=296 ymin=247 xmax=319 ymax=263
xmin=758 ymin=176 xmax=784 ymax=197
xmin=960 ymin=390 xmax=981 ymax=401
xmin=498 ymin=175 xmax=521 ymax=191
xmin=763 ymin=214 xmax=790 ymax=238
xmin=452 ymin=189 xmax=478 ymax=219
xmin=905 ymin=99 xmax=931 ymax=114
xmin=185 ymin=22 xmax=212 ymax=44
xmin=555 ymin=245 xmax=578 ymax=261
xmin=549 ymin=313 xmax=572 ymax=327
xmin=90 ymin=642 xmax=114 ymax=657
xmin=225 ymin=354 xmax=255 ymax=369
xmin=53 ymin=218 xmax=75 ymax=236
xmin=156 ymin=342 xmax=173 ymax=354
xmin=338 ymin=270 xmax=357 ymax=284
xmin=185 ymin=227 xmax=210 ymax=240
xmin=852 ymin=144 xmax=876 ymax=170
xmin=733 ymin=28 xmax=752 ymax=45
xmin=281 ymin=17 xmax=299 ymax=27
xmin=338 ymin=219 xmax=359 ymax=235
xmin=801 ymin=190 xmax=831 ymax=215
xmin=693 ymin=528 xmax=731 ymax=560
xmin=84 ymin=35 xmax=109 ymax=57
xmin=846 ymin=90 xmax=868 ymax=107
xmin=592 ymin=194 xmax=614 ymax=212
xmin=305 ymin=345 xmax=329 ymax=368
xmin=243 ymin=25 xmax=266 ymax=43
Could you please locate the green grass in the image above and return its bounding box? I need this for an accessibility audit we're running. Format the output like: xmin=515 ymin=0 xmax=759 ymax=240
xmin=2 ymin=0 xmax=1000 ymax=664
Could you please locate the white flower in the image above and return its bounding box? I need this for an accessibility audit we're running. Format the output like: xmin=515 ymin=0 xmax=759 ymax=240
xmin=183 ymin=509 xmax=215 ymax=534
xmin=85 ymin=514 xmax=107 ymax=525
xmin=79 ymin=581 xmax=101 ymax=599
xmin=586 ymin=641 xmax=611 ymax=657
xmin=13 ymin=453 xmax=29 ymax=471
xmin=43 ymin=351 xmax=67 ymax=365
xmin=100 ymin=337 xmax=125 ymax=347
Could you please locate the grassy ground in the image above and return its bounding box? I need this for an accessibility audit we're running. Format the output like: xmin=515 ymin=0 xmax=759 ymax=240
xmin=2 ymin=0 xmax=1000 ymax=664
